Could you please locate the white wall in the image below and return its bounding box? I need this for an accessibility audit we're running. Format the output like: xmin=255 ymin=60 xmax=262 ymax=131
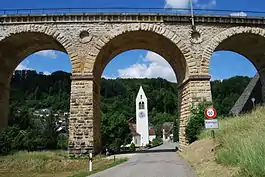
xmin=132 ymin=135 xmax=141 ymax=147
xmin=149 ymin=135 xmax=156 ymax=143
xmin=136 ymin=86 xmax=149 ymax=146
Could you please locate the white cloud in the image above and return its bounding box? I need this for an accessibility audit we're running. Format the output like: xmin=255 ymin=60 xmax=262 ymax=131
xmin=195 ymin=0 xmax=216 ymax=9
xmin=15 ymin=61 xmax=33 ymax=71
xmin=118 ymin=51 xmax=177 ymax=82
xmin=164 ymin=0 xmax=216 ymax=9
xmin=102 ymin=75 xmax=116 ymax=80
xmin=165 ymin=0 xmax=189 ymax=8
xmin=230 ymin=12 xmax=247 ymax=17
xmin=35 ymin=50 xmax=57 ymax=59
xmin=43 ymin=71 xmax=51 ymax=75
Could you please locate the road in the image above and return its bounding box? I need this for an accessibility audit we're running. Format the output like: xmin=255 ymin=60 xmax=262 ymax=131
xmin=89 ymin=142 xmax=196 ymax=177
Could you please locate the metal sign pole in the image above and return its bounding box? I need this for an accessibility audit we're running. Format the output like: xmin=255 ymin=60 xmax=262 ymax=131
xmin=211 ymin=130 xmax=215 ymax=139
xmin=89 ymin=152 xmax=93 ymax=172
xmin=204 ymin=107 xmax=218 ymax=141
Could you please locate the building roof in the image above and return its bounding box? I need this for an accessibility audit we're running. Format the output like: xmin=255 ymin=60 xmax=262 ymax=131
xmin=136 ymin=85 xmax=147 ymax=100
xmin=127 ymin=120 xmax=140 ymax=136
xmin=149 ymin=127 xmax=155 ymax=136
xmin=127 ymin=119 xmax=156 ymax=137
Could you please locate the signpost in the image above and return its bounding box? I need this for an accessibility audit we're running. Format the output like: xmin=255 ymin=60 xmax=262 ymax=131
xmin=89 ymin=152 xmax=93 ymax=172
xmin=204 ymin=107 xmax=218 ymax=138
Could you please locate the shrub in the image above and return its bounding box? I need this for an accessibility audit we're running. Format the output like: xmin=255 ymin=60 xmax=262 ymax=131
xmin=152 ymin=137 xmax=162 ymax=147
xmin=57 ymin=135 xmax=68 ymax=150
xmin=0 ymin=126 xmax=20 ymax=155
xmin=186 ymin=102 xmax=212 ymax=143
xmin=129 ymin=143 xmax=136 ymax=152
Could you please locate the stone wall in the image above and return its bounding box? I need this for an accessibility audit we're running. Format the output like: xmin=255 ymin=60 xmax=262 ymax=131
xmin=68 ymin=78 xmax=94 ymax=157
xmin=178 ymin=76 xmax=212 ymax=151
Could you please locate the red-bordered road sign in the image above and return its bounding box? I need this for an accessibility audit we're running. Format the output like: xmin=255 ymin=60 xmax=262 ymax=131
xmin=204 ymin=107 xmax=217 ymax=119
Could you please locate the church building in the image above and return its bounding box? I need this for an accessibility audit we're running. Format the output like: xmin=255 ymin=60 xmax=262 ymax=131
xmin=129 ymin=86 xmax=156 ymax=147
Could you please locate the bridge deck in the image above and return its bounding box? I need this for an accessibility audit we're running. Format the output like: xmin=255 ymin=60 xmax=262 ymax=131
xmin=0 ymin=9 xmax=265 ymax=25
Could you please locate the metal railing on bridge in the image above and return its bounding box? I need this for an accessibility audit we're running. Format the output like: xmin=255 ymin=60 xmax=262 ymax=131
xmin=0 ymin=8 xmax=265 ymax=18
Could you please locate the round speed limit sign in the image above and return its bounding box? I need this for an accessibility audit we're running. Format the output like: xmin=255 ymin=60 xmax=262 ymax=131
xmin=204 ymin=107 xmax=217 ymax=119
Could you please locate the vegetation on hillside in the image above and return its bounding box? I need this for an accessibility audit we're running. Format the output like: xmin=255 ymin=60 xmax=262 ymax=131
xmin=182 ymin=106 xmax=265 ymax=177
xmin=0 ymin=110 xmax=67 ymax=155
xmin=0 ymin=70 xmax=252 ymax=155
xmin=211 ymin=76 xmax=251 ymax=115
xmin=204 ymin=107 xmax=265 ymax=177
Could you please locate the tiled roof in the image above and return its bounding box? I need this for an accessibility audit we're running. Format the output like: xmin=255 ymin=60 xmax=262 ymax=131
xmin=128 ymin=120 xmax=140 ymax=136
xmin=127 ymin=119 xmax=156 ymax=136
xmin=149 ymin=127 xmax=155 ymax=136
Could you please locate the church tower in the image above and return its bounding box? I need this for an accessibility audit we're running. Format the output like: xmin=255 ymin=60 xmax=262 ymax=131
xmin=136 ymin=86 xmax=149 ymax=146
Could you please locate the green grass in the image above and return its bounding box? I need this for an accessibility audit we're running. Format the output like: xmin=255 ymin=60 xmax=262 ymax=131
xmin=199 ymin=107 xmax=265 ymax=177
xmin=0 ymin=150 xmax=127 ymax=177
xmin=69 ymin=158 xmax=127 ymax=177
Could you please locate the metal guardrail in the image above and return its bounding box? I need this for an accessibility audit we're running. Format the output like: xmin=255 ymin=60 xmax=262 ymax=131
xmin=0 ymin=8 xmax=265 ymax=17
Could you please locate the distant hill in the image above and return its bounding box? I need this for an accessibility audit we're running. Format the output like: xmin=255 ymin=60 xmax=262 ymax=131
xmin=10 ymin=70 xmax=252 ymax=118
xmin=5 ymin=71 xmax=254 ymax=153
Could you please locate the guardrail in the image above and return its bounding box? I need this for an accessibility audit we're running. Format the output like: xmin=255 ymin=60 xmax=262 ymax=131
xmin=0 ymin=8 xmax=265 ymax=17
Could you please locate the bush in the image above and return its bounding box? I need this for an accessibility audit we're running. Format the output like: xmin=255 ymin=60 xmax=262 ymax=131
xmin=186 ymin=102 xmax=212 ymax=143
xmin=129 ymin=143 xmax=136 ymax=152
xmin=1 ymin=109 xmax=67 ymax=155
xmin=0 ymin=126 xmax=20 ymax=155
xmin=57 ymin=135 xmax=68 ymax=150
xmin=152 ymin=137 xmax=162 ymax=147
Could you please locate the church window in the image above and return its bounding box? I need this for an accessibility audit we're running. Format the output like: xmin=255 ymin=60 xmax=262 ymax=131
xmin=140 ymin=95 xmax=142 ymax=99
xmin=142 ymin=102 xmax=145 ymax=109
xmin=139 ymin=101 xmax=145 ymax=109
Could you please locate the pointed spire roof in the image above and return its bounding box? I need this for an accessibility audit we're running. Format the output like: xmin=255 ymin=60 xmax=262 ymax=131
xmin=136 ymin=85 xmax=147 ymax=100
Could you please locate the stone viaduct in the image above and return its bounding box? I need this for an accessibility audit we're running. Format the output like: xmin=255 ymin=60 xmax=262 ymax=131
xmin=1 ymin=10 xmax=265 ymax=156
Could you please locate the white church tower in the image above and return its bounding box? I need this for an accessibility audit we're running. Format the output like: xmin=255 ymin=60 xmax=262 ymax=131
xmin=136 ymin=86 xmax=149 ymax=146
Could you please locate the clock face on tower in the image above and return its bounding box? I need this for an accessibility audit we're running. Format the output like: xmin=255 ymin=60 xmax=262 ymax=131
xmin=139 ymin=111 xmax=145 ymax=118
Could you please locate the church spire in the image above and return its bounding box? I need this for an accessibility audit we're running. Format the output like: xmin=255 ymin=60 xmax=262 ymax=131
xmin=136 ymin=85 xmax=149 ymax=147
xmin=137 ymin=85 xmax=147 ymax=100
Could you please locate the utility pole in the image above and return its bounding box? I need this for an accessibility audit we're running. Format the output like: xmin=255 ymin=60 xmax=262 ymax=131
xmin=189 ymin=0 xmax=195 ymax=28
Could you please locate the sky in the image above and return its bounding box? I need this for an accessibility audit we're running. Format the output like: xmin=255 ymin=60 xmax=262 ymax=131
xmin=2 ymin=0 xmax=262 ymax=82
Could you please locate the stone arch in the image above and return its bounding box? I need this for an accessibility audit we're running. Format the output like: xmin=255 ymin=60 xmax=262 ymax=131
xmin=91 ymin=23 xmax=191 ymax=83
xmin=0 ymin=24 xmax=79 ymax=131
xmin=0 ymin=24 xmax=80 ymax=73
xmin=84 ymin=23 xmax=192 ymax=153
xmin=201 ymin=26 xmax=265 ymax=75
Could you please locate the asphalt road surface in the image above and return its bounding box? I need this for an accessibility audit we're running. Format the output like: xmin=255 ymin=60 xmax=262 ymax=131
xmin=89 ymin=142 xmax=196 ymax=177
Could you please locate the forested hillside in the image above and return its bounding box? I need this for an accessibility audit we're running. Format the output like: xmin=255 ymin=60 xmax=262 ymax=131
xmin=0 ymin=70 xmax=252 ymax=154
xmin=10 ymin=70 xmax=251 ymax=118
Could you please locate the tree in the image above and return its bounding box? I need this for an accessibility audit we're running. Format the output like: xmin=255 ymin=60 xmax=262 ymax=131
xmin=7 ymin=71 xmax=253 ymax=154
xmin=186 ymin=102 xmax=212 ymax=143
xmin=101 ymin=112 xmax=132 ymax=152
xmin=42 ymin=114 xmax=59 ymax=149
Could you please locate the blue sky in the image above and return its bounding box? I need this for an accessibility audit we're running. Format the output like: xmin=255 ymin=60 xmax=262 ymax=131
xmin=3 ymin=0 xmax=262 ymax=82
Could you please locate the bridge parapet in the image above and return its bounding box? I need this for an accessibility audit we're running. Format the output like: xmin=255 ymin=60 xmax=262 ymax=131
xmin=1 ymin=14 xmax=265 ymax=25
xmin=1 ymin=8 xmax=265 ymax=25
